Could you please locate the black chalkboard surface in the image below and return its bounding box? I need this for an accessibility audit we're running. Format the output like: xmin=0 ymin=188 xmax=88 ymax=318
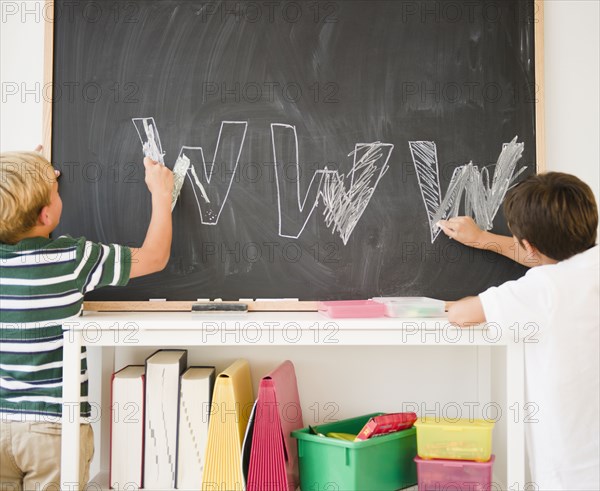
xmin=52 ymin=0 xmax=539 ymax=301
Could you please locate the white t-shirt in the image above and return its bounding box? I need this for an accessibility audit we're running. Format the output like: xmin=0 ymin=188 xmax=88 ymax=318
xmin=479 ymin=245 xmax=599 ymax=490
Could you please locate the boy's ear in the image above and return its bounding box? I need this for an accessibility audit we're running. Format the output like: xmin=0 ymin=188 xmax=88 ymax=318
xmin=521 ymin=239 xmax=539 ymax=257
xmin=520 ymin=238 xmax=540 ymax=266
xmin=37 ymin=205 xmax=53 ymax=227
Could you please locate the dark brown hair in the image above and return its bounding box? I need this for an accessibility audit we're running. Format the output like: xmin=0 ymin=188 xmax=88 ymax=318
xmin=504 ymin=172 xmax=598 ymax=261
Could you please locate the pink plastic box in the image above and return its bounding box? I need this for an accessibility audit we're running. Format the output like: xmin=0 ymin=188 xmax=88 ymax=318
xmin=317 ymin=300 xmax=386 ymax=318
xmin=414 ymin=455 xmax=495 ymax=491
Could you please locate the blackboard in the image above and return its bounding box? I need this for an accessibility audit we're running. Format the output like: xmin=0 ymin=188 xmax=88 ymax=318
xmin=50 ymin=0 xmax=541 ymax=302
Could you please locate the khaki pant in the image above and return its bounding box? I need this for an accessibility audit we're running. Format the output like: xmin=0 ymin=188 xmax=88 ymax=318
xmin=0 ymin=421 xmax=94 ymax=491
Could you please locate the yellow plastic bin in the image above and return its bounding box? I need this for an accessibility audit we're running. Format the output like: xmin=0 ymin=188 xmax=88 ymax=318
xmin=414 ymin=417 xmax=494 ymax=462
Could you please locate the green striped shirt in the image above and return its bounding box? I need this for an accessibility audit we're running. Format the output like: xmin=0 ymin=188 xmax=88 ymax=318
xmin=0 ymin=235 xmax=131 ymax=421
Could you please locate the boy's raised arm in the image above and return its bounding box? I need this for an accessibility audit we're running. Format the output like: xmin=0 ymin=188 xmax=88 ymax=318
xmin=437 ymin=217 xmax=538 ymax=267
xmin=130 ymin=158 xmax=174 ymax=278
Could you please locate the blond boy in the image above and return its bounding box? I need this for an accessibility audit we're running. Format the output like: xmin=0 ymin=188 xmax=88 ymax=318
xmin=0 ymin=151 xmax=173 ymax=490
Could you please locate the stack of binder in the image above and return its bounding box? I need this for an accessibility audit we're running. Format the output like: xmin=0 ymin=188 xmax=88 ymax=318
xmin=109 ymin=366 xmax=145 ymax=489
xmin=144 ymin=350 xmax=187 ymax=490
xmin=177 ymin=367 xmax=216 ymax=489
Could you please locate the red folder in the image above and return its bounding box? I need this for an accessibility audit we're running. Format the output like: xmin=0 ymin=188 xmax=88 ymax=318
xmin=354 ymin=412 xmax=418 ymax=441
xmin=246 ymin=361 xmax=304 ymax=491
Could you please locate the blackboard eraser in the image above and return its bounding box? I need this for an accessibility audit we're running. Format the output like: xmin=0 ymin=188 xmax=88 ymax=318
xmin=191 ymin=303 xmax=248 ymax=313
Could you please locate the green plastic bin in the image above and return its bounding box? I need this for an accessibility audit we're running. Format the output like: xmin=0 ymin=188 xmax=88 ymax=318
xmin=292 ymin=413 xmax=417 ymax=491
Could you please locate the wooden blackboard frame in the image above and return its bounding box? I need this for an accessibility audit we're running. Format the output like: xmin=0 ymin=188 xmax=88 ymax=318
xmin=42 ymin=0 xmax=546 ymax=312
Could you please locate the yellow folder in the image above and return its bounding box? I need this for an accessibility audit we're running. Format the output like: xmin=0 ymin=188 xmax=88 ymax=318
xmin=202 ymin=359 xmax=254 ymax=491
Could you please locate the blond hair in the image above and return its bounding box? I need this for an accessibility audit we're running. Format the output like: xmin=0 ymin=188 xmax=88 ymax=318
xmin=0 ymin=151 xmax=55 ymax=244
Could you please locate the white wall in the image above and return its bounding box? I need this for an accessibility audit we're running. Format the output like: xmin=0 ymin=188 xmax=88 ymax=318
xmin=0 ymin=0 xmax=45 ymax=151
xmin=545 ymin=0 xmax=599 ymax=201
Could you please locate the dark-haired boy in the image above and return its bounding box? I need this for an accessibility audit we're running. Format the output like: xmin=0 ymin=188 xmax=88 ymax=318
xmin=439 ymin=172 xmax=599 ymax=489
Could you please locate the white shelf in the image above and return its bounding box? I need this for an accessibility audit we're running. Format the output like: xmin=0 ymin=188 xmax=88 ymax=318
xmin=61 ymin=313 xmax=524 ymax=490
xmin=72 ymin=311 xmax=503 ymax=347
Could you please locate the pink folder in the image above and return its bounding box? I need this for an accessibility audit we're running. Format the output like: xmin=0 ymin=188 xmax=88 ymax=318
xmin=246 ymin=360 xmax=304 ymax=491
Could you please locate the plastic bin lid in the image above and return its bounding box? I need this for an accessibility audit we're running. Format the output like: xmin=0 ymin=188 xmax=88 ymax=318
xmin=414 ymin=455 xmax=496 ymax=465
xmin=414 ymin=417 xmax=495 ymax=429
xmin=372 ymin=297 xmax=444 ymax=305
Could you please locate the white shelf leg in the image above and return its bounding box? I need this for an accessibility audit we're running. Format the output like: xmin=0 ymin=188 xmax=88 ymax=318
xmin=506 ymin=341 xmax=525 ymax=488
xmin=61 ymin=329 xmax=82 ymax=489
xmin=100 ymin=347 xmax=115 ymax=479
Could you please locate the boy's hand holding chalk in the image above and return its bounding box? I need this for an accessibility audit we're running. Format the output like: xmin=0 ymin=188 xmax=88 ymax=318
xmin=437 ymin=217 xmax=485 ymax=245
xmin=143 ymin=157 xmax=174 ymax=202
xmin=133 ymin=117 xmax=187 ymax=210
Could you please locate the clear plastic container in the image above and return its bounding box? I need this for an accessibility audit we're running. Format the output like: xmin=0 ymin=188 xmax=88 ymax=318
xmin=415 ymin=455 xmax=495 ymax=491
xmin=414 ymin=418 xmax=494 ymax=462
xmin=372 ymin=297 xmax=446 ymax=318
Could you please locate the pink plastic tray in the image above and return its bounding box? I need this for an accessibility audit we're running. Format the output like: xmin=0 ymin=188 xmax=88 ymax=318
xmin=415 ymin=455 xmax=495 ymax=491
xmin=318 ymin=300 xmax=386 ymax=318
